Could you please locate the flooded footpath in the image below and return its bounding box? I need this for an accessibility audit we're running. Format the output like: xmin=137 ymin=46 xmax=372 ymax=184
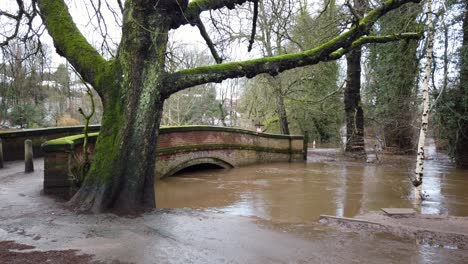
xmin=0 ymin=150 xmax=467 ymax=263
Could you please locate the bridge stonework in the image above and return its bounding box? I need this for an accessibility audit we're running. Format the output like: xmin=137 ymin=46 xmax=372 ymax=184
xmin=38 ymin=126 xmax=305 ymax=198
xmin=156 ymin=128 xmax=304 ymax=178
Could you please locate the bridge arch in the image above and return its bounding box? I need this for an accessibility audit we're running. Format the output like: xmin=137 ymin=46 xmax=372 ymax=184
xmin=162 ymin=157 xmax=234 ymax=178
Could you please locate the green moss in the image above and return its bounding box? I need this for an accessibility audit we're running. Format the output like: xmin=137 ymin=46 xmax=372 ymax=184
xmin=38 ymin=0 xmax=107 ymax=88
xmin=42 ymin=133 xmax=99 ymax=152
xmin=95 ymin=60 xmax=119 ymax=96
xmin=46 ymin=132 xmax=99 ymax=145
xmin=84 ymin=87 xmax=125 ymax=184
xmin=176 ymin=40 xmax=340 ymax=75
xmin=187 ymin=0 xmax=212 ymax=9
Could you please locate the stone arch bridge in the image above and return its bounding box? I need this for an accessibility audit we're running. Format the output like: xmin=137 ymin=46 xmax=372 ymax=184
xmin=34 ymin=126 xmax=305 ymax=197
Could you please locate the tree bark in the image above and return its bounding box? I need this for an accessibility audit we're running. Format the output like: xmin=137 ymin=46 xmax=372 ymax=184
xmin=275 ymin=90 xmax=290 ymax=135
xmin=267 ymin=75 xmax=290 ymax=135
xmin=344 ymin=48 xmax=365 ymax=154
xmin=344 ymin=0 xmax=366 ymax=156
xmin=413 ymin=0 xmax=434 ymax=199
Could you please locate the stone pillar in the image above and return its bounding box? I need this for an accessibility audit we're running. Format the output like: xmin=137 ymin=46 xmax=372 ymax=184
xmin=25 ymin=139 xmax=34 ymax=173
xmin=0 ymin=138 xmax=3 ymax=169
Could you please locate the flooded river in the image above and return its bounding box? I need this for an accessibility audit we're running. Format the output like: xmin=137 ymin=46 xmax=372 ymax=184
xmin=156 ymin=149 xmax=468 ymax=223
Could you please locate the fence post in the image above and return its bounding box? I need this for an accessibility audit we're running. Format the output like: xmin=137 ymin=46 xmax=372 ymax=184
xmin=25 ymin=139 xmax=34 ymax=173
xmin=0 ymin=138 xmax=3 ymax=169
xmin=303 ymin=131 xmax=308 ymax=161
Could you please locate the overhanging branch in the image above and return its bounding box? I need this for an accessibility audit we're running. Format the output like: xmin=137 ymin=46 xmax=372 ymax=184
xmin=37 ymin=0 xmax=107 ymax=94
xmin=162 ymin=0 xmax=422 ymax=96
xmin=327 ymin=33 xmax=423 ymax=60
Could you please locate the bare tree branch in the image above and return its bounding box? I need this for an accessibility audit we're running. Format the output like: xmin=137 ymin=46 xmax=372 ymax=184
xmin=0 ymin=0 xmax=40 ymax=48
xmin=116 ymin=0 xmax=124 ymax=13
xmin=195 ymin=17 xmax=223 ymax=64
xmin=247 ymin=0 xmax=259 ymax=52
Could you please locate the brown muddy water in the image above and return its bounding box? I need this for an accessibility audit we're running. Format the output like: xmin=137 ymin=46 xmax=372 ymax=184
xmin=155 ymin=151 xmax=468 ymax=223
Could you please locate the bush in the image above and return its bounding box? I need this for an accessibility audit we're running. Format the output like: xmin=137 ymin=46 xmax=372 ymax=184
xmin=57 ymin=114 xmax=81 ymax=126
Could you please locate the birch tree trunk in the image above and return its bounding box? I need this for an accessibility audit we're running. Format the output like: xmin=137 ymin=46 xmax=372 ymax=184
xmin=413 ymin=0 xmax=434 ymax=200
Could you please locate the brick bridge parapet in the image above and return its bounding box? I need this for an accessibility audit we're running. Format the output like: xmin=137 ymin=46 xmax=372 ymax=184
xmin=17 ymin=125 xmax=305 ymax=197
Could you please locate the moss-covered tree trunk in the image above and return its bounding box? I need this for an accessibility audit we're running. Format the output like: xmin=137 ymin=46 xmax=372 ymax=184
xmin=344 ymin=0 xmax=366 ymax=156
xmin=344 ymin=48 xmax=365 ymax=154
xmin=273 ymin=85 xmax=290 ymax=135
xmin=68 ymin=1 xmax=170 ymax=212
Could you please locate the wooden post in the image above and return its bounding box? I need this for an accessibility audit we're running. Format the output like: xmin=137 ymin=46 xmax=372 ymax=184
xmin=0 ymin=138 xmax=3 ymax=169
xmin=303 ymin=131 xmax=308 ymax=161
xmin=25 ymin=139 xmax=34 ymax=173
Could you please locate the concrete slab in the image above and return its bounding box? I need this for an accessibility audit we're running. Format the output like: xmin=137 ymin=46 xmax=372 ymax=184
xmin=320 ymin=212 xmax=468 ymax=249
xmin=381 ymin=208 xmax=416 ymax=215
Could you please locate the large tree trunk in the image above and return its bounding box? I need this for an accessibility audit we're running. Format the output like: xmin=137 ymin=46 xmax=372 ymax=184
xmin=344 ymin=0 xmax=366 ymax=156
xmin=275 ymin=90 xmax=290 ymax=135
xmin=68 ymin=2 xmax=170 ymax=212
xmin=344 ymin=48 xmax=365 ymax=155
xmin=266 ymin=75 xmax=290 ymax=135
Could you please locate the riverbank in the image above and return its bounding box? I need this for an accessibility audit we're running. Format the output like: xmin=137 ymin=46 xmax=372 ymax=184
xmin=1 ymin=156 xmax=468 ymax=263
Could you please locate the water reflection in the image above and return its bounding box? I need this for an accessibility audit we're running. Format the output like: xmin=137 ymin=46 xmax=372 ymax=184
xmin=155 ymin=156 xmax=468 ymax=223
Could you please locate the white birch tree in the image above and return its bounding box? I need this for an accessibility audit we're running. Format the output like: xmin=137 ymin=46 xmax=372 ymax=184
xmin=413 ymin=0 xmax=434 ymax=200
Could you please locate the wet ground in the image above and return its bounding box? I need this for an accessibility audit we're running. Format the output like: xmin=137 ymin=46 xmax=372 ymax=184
xmin=1 ymin=150 xmax=468 ymax=263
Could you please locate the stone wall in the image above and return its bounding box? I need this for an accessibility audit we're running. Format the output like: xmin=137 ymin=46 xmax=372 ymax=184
xmin=0 ymin=125 xmax=100 ymax=161
xmin=41 ymin=126 xmax=305 ymax=198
